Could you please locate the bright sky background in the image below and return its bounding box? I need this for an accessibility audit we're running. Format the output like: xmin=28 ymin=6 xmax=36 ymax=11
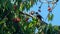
xmin=29 ymin=0 xmax=60 ymax=26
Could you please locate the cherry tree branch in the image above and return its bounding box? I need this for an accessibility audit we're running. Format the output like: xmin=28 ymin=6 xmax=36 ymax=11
xmin=19 ymin=11 xmax=36 ymax=18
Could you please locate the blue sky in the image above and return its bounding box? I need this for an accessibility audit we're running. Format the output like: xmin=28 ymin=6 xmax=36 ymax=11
xmin=29 ymin=0 xmax=60 ymax=26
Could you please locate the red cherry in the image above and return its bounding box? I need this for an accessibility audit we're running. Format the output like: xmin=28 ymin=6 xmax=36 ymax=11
xmin=48 ymin=7 xmax=51 ymax=12
xmin=26 ymin=18 xmax=29 ymax=21
xmin=13 ymin=17 xmax=20 ymax=22
xmin=16 ymin=17 xmax=20 ymax=22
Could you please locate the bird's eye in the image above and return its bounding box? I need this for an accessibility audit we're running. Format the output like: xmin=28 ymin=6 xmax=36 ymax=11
xmin=36 ymin=12 xmax=38 ymax=14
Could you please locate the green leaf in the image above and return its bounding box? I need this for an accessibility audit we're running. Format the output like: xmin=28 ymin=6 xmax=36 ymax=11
xmin=50 ymin=14 xmax=54 ymax=21
xmin=0 ymin=18 xmax=7 ymax=24
xmin=54 ymin=26 xmax=59 ymax=31
xmin=19 ymin=3 xmax=24 ymax=11
xmin=48 ymin=13 xmax=54 ymax=21
xmin=28 ymin=23 xmax=33 ymax=28
xmin=48 ymin=13 xmax=51 ymax=21
xmin=0 ymin=4 xmax=1 ymax=8
xmin=24 ymin=26 xmax=27 ymax=30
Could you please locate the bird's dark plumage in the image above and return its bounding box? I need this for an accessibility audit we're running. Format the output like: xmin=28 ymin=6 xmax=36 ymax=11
xmin=36 ymin=12 xmax=42 ymax=21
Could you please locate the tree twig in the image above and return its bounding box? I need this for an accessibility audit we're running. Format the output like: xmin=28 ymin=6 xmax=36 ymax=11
xmin=19 ymin=11 xmax=36 ymax=18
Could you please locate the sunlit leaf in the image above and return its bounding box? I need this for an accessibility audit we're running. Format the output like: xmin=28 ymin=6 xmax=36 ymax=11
xmin=48 ymin=13 xmax=54 ymax=21
xmin=48 ymin=13 xmax=51 ymax=21
xmin=28 ymin=23 xmax=33 ymax=28
xmin=50 ymin=14 xmax=54 ymax=21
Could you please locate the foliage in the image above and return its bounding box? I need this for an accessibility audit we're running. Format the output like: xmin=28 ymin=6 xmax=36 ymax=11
xmin=0 ymin=0 xmax=59 ymax=34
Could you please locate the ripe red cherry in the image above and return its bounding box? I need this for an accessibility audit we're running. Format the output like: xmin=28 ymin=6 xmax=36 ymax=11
xmin=13 ymin=17 xmax=20 ymax=22
xmin=48 ymin=7 xmax=51 ymax=12
xmin=16 ymin=17 xmax=20 ymax=22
